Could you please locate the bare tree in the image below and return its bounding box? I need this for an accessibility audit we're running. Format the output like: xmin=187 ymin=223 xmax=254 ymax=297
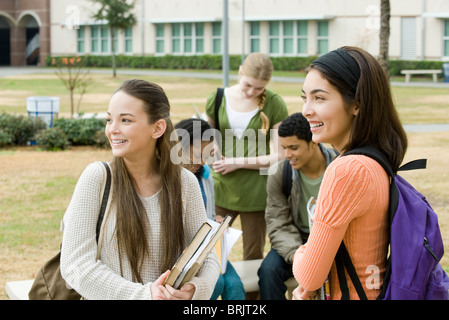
xmin=379 ymin=0 xmax=391 ymax=78
xmin=53 ymin=56 xmax=94 ymax=118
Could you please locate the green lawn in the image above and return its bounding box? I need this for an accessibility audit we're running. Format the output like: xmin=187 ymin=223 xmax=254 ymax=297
xmin=1 ymin=69 xmax=447 ymax=124
xmin=0 ymin=68 xmax=448 ymax=299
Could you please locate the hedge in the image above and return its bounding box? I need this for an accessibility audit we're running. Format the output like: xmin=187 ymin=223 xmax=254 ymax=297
xmin=389 ymin=60 xmax=445 ymax=76
xmin=47 ymin=54 xmax=446 ymax=76
xmin=47 ymin=54 xmax=318 ymax=72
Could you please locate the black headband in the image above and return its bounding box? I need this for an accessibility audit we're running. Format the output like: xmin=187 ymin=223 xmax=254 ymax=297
xmin=312 ymin=48 xmax=361 ymax=92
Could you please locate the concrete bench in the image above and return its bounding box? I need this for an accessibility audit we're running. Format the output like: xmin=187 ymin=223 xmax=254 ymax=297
xmin=5 ymin=280 xmax=33 ymax=300
xmin=400 ymin=69 xmax=442 ymax=83
xmin=232 ymin=259 xmax=298 ymax=299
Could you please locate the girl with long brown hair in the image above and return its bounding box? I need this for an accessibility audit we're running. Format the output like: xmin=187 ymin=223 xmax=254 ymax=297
xmin=292 ymin=46 xmax=407 ymax=300
xmin=60 ymin=79 xmax=219 ymax=300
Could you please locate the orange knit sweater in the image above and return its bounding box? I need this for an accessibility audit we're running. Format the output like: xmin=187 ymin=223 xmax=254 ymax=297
xmin=292 ymin=155 xmax=389 ymax=300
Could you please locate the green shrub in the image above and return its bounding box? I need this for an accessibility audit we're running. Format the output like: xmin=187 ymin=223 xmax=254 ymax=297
xmin=0 ymin=113 xmax=107 ymax=149
xmin=0 ymin=113 xmax=47 ymax=145
xmin=54 ymin=117 xmax=106 ymax=146
xmin=93 ymin=130 xmax=110 ymax=149
xmin=35 ymin=127 xmax=70 ymax=151
xmin=0 ymin=129 xmax=13 ymax=147
xmin=271 ymin=55 xmax=318 ymax=72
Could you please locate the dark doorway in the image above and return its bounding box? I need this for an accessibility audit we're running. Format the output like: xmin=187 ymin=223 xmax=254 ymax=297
xmin=0 ymin=18 xmax=10 ymax=65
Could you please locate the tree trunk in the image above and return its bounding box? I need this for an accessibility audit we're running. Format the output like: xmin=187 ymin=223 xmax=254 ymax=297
xmin=70 ymin=88 xmax=74 ymax=118
xmin=379 ymin=0 xmax=391 ymax=78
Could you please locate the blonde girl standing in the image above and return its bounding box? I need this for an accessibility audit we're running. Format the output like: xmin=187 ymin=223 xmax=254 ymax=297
xmin=205 ymin=53 xmax=288 ymax=261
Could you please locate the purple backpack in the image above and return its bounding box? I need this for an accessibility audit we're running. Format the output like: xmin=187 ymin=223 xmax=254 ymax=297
xmin=336 ymin=146 xmax=449 ymax=300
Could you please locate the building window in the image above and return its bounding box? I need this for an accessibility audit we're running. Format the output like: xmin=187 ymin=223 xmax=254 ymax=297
xmin=195 ymin=23 xmax=204 ymax=53
xmin=283 ymin=21 xmax=294 ymax=54
xmin=91 ymin=25 xmax=99 ymax=52
xmin=269 ymin=21 xmax=309 ymax=56
xmin=212 ymin=22 xmax=221 ymax=54
xmin=101 ymin=26 xmax=109 ymax=53
xmin=297 ymin=20 xmax=308 ymax=55
xmin=172 ymin=23 xmax=181 ymax=53
xmin=269 ymin=21 xmax=280 ymax=54
xmin=444 ymin=20 xmax=449 ymax=57
xmin=77 ymin=26 xmax=85 ymax=53
xmin=156 ymin=24 xmax=165 ymax=54
xmin=317 ymin=21 xmax=329 ymax=55
xmin=171 ymin=23 xmax=204 ymax=55
xmin=184 ymin=23 xmax=193 ymax=53
xmin=250 ymin=22 xmax=260 ymax=53
xmin=124 ymin=26 xmax=132 ymax=53
xmin=91 ymin=25 xmax=111 ymax=53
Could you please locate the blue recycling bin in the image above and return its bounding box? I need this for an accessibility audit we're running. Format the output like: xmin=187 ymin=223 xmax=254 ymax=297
xmin=443 ymin=63 xmax=449 ymax=83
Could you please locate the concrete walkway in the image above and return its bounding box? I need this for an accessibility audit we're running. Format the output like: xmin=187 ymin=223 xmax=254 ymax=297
xmin=2 ymin=65 xmax=449 ymax=88
xmin=403 ymin=124 xmax=449 ymax=133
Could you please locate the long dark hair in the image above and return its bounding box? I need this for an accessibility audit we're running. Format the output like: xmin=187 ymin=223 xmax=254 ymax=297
xmin=111 ymin=79 xmax=184 ymax=282
xmin=310 ymin=46 xmax=408 ymax=171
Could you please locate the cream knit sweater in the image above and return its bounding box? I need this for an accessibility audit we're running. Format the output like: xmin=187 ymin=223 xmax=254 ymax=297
xmin=60 ymin=162 xmax=220 ymax=300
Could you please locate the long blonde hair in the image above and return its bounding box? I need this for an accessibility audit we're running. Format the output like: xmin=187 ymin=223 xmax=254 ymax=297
xmin=240 ymin=52 xmax=273 ymax=134
xmin=111 ymin=79 xmax=184 ymax=282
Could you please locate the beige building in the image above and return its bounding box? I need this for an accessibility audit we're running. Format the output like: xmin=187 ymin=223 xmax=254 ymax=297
xmin=1 ymin=0 xmax=449 ymax=66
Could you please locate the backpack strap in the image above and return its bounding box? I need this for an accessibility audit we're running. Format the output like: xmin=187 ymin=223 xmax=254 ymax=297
xmin=282 ymin=159 xmax=292 ymax=199
xmin=214 ymin=88 xmax=224 ymax=132
xmin=344 ymin=146 xmax=427 ymax=174
xmin=96 ymin=161 xmax=112 ymax=243
xmin=344 ymin=146 xmax=394 ymax=177
xmin=398 ymin=158 xmax=427 ymax=172
xmin=336 ymin=242 xmax=368 ymax=300
xmin=336 ymin=146 xmax=427 ymax=300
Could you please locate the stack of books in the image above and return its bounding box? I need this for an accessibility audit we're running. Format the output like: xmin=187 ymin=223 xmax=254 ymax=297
xmin=164 ymin=215 xmax=233 ymax=289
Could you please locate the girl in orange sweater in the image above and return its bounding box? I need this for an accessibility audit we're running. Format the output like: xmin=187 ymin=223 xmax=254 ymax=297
xmin=292 ymin=47 xmax=408 ymax=300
